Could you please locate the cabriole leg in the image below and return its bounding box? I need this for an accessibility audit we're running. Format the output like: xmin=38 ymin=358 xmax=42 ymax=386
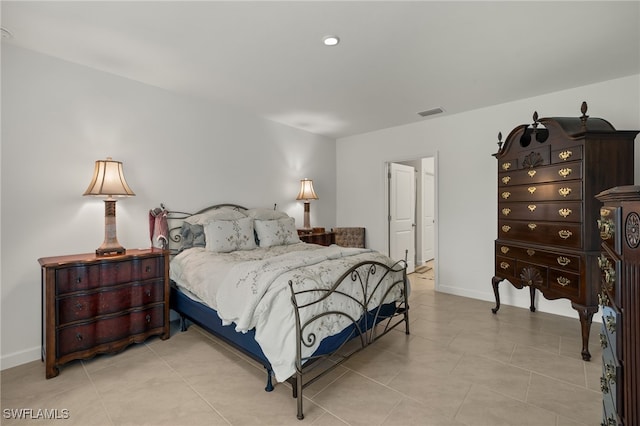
xmin=491 ymin=276 xmax=502 ymax=314
xmin=572 ymin=302 xmax=597 ymax=361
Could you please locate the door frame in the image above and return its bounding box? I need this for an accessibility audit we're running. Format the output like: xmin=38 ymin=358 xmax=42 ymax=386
xmin=384 ymin=152 xmax=439 ymax=289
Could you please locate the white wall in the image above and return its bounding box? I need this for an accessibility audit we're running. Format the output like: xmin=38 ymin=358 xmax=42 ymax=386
xmin=337 ymin=74 xmax=640 ymax=319
xmin=0 ymin=45 xmax=337 ymax=369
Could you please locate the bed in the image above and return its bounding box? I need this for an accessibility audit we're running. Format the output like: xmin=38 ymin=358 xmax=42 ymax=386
xmin=161 ymin=203 xmax=410 ymax=420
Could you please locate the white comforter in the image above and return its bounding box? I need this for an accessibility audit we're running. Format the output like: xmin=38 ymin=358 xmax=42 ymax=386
xmin=170 ymin=243 xmax=404 ymax=382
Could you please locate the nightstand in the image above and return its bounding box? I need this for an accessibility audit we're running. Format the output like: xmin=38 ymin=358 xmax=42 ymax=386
xmin=298 ymin=230 xmax=335 ymax=246
xmin=39 ymin=248 xmax=169 ymax=378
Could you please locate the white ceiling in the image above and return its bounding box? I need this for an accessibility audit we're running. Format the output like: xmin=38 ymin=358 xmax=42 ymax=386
xmin=2 ymin=1 xmax=639 ymax=139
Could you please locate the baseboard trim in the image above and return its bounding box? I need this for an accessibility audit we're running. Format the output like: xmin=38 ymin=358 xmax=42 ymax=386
xmin=1 ymin=346 xmax=40 ymax=371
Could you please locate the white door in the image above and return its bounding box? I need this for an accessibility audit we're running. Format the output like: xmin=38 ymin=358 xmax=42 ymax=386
xmin=389 ymin=162 xmax=416 ymax=273
xmin=422 ymin=167 xmax=435 ymax=262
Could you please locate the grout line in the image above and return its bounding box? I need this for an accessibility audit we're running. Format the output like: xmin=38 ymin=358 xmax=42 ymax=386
xmin=81 ymin=361 xmax=115 ymax=426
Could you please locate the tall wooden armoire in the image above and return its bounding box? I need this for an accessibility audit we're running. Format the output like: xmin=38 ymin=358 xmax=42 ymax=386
xmin=490 ymin=102 xmax=637 ymax=361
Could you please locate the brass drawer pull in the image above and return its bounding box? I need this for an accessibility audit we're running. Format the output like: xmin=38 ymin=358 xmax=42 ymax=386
xmin=557 ymin=277 xmax=571 ymax=287
xmin=76 ymin=277 xmax=82 ymax=284
xmin=145 ymin=266 xmax=152 ymax=273
xmin=527 ymin=170 xmax=537 ymax=178
xmin=501 ymin=192 xmax=511 ymax=199
xmin=502 ymin=176 xmax=511 ymax=184
xmin=599 ymin=333 xmax=608 ymax=349
xmin=502 ymin=208 xmax=511 ymax=216
xmin=145 ymin=289 xmax=152 ymax=297
xmin=76 ymin=333 xmax=83 ymax=342
xmin=75 ymin=302 xmax=83 ymax=310
xmin=558 ymin=208 xmax=572 ymax=218
xmin=558 ymin=230 xmax=572 ymax=239
xmin=605 ymin=315 xmax=616 ymax=333
xmin=527 ymin=249 xmax=535 ymax=256
xmin=604 ymin=363 xmax=616 ymax=382
xmin=598 ymin=218 xmax=614 ymax=240
xmin=558 ymin=168 xmax=572 ymax=178
xmin=558 ymin=150 xmax=572 ymax=161
xmin=502 ymin=162 xmax=511 ymax=171
xmin=528 ymin=187 xmax=537 ymax=194
xmin=558 ymin=187 xmax=572 ymax=197
xmin=502 ymin=225 xmax=511 ymax=233
xmin=598 ymin=292 xmax=610 ymax=307
xmin=500 ymin=246 xmax=510 ymax=254
xmin=528 ymin=223 xmax=537 ymax=230
xmin=500 ymin=262 xmax=510 ymax=270
xmin=557 ymin=256 xmax=571 ymax=266
xmin=528 ymin=205 xmax=537 ymax=212
xmin=600 ymin=377 xmax=610 ymax=394
xmin=146 ymin=314 xmax=152 ymax=324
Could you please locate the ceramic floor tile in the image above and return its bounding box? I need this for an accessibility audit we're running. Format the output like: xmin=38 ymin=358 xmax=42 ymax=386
xmin=510 ymin=345 xmax=588 ymax=387
xmin=312 ymin=371 xmax=404 ymax=425
xmin=455 ymin=384 xmax=558 ymax=426
xmin=526 ymin=373 xmax=601 ymax=425
xmin=449 ymin=353 xmax=532 ymax=402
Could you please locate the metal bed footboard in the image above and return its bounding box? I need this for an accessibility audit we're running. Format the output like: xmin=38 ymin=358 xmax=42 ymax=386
xmin=288 ymin=259 xmax=410 ymax=420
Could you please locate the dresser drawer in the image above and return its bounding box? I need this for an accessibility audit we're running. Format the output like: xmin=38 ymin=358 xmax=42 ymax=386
xmin=551 ymin=145 xmax=582 ymax=164
xmin=495 ymin=256 xmax=516 ymax=279
xmin=55 ymin=256 xmax=164 ymax=295
xmin=601 ymin=355 xmax=622 ymax=417
xmin=499 ymin=181 xmax=582 ymax=203
xmin=499 ymin=201 xmax=581 ymax=222
xmin=57 ymin=305 xmax=165 ymax=358
xmin=498 ymin=162 xmax=582 ymax=187
xmin=515 ymin=261 xmax=548 ymax=289
xmin=499 ymin=220 xmax=582 ymax=249
xmin=57 ymin=280 xmax=165 ymax=325
xmin=495 ymin=242 xmax=581 ymax=272
xmin=548 ymin=268 xmax=580 ymax=298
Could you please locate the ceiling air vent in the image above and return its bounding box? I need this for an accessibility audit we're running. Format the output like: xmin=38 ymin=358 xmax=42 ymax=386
xmin=417 ymin=107 xmax=444 ymax=117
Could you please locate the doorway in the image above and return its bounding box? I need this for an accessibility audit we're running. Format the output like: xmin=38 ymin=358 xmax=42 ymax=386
xmin=386 ymin=156 xmax=437 ymax=280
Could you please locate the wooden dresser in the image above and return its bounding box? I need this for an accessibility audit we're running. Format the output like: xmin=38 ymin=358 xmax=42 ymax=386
xmin=596 ymin=186 xmax=640 ymax=426
xmin=491 ymin=102 xmax=637 ymax=361
xmin=39 ymin=248 xmax=169 ymax=378
xmin=297 ymin=230 xmax=335 ymax=246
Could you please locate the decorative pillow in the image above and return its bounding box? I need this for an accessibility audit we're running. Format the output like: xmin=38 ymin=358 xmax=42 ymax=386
xmin=186 ymin=208 xmax=247 ymax=226
xmin=178 ymin=222 xmax=206 ymax=252
xmin=246 ymin=208 xmax=289 ymax=220
xmin=204 ymin=217 xmax=257 ymax=252
xmin=254 ymin=217 xmax=301 ymax=247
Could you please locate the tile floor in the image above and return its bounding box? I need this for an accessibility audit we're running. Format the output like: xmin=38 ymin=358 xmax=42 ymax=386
xmin=1 ymin=266 xmax=604 ymax=425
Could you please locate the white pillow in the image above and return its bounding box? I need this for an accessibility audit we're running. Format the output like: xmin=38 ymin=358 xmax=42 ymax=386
xmin=186 ymin=208 xmax=247 ymax=226
xmin=204 ymin=217 xmax=256 ymax=252
xmin=246 ymin=208 xmax=289 ymax=220
xmin=254 ymin=217 xmax=301 ymax=247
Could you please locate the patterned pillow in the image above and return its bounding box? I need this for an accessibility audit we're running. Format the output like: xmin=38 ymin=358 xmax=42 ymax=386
xmin=186 ymin=208 xmax=247 ymax=225
xmin=246 ymin=208 xmax=289 ymax=220
xmin=204 ymin=217 xmax=257 ymax=252
xmin=254 ymin=217 xmax=301 ymax=247
xmin=178 ymin=222 xmax=206 ymax=252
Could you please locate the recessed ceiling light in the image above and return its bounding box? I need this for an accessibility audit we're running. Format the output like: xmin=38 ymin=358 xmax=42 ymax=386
xmin=322 ymin=35 xmax=340 ymax=46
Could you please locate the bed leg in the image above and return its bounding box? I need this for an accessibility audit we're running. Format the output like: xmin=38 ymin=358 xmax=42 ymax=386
xmin=179 ymin=315 xmax=189 ymax=332
xmin=264 ymin=367 xmax=274 ymax=392
xmin=296 ymin=372 xmax=304 ymax=420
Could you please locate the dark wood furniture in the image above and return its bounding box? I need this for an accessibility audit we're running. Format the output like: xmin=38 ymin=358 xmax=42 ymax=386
xmin=333 ymin=227 xmax=366 ymax=248
xmin=491 ymin=102 xmax=637 ymax=361
xmin=596 ymin=186 xmax=640 ymax=426
xmin=39 ymin=248 xmax=169 ymax=378
xmin=297 ymin=229 xmax=335 ymax=246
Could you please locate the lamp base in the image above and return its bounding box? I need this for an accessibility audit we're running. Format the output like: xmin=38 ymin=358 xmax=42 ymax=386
xmin=96 ymin=199 xmax=126 ymax=256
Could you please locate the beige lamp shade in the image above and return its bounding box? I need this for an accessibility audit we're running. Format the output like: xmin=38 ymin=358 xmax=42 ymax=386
xmin=83 ymin=157 xmax=135 ymax=197
xmin=296 ymin=178 xmax=318 ymax=201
